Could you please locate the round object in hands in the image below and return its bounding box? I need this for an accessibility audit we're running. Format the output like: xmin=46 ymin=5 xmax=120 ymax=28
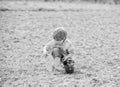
xmin=64 ymin=65 xmax=74 ymax=74
xmin=63 ymin=57 xmax=74 ymax=74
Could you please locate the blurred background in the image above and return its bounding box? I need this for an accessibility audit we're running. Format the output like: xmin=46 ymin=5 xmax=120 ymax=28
xmin=1 ymin=0 xmax=120 ymax=87
xmin=0 ymin=0 xmax=120 ymax=4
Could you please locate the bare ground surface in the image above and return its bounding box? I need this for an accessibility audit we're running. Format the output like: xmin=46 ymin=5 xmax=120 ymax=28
xmin=0 ymin=1 xmax=120 ymax=87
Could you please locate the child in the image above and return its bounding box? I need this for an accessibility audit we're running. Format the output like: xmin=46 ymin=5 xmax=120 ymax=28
xmin=43 ymin=27 xmax=75 ymax=74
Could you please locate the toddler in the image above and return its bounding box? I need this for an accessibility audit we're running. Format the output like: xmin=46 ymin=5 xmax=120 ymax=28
xmin=43 ymin=27 xmax=75 ymax=74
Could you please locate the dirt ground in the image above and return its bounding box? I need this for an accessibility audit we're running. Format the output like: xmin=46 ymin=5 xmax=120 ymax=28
xmin=0 ymin=1 xmax=120 ymax=87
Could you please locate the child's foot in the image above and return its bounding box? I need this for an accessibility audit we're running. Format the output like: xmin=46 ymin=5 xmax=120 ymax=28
xmin=52 ymin=66 xmax=65 ymax=75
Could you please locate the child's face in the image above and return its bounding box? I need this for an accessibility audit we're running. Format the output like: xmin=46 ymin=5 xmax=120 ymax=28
xmin=55 ymin=40 xmax=64 ymax=44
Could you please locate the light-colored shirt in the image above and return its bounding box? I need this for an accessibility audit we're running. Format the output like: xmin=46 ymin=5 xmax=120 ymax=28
xmin=43 ymin=39 xmax=74 ymax=57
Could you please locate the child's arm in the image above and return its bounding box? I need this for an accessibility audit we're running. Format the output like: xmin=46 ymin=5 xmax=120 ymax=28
xmin=43 ymin=41 xmax=53 ymax=58
xmin=64 ymin=40 xmax=74 ymax=60
xmin=43 ymin=45 xmax=49 ymax=58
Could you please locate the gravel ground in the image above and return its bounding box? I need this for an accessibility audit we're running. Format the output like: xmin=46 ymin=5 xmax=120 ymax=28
xmin=0 ymin=1 xmax=120 ymax=87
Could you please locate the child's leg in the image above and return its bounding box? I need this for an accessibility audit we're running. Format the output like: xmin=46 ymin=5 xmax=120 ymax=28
xmin=45 ymin=48 xmax=64 ymax=73
xmin=51 ymin=48 xmax=64 ymax=72
xmin=52 ymin=48 xmax=61 ymax=58
xmin=45 ymin=55 xmax=54 ymax=73
xmin=53 ymin=57 xmax=64 ymax=71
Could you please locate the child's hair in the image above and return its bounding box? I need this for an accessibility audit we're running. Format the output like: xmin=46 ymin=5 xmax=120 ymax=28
xmin=53 ymin=27 xmax=67 ymax=41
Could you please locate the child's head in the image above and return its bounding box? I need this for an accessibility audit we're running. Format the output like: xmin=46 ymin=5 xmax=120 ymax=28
xmin=53 ymin=27 xmax=67 ymax=41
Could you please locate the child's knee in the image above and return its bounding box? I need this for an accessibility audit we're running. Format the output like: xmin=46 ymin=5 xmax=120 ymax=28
xmin=53 ymin=48 xmax=60 ymax=52
xmin=52 ymin=48 xmax=60 ymax=58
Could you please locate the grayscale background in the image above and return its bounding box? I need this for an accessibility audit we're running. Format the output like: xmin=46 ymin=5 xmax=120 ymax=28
xmin=0 ymin=0 xmax=120 ymax=87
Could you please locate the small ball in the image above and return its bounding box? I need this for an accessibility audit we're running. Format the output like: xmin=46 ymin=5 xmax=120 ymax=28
xmin=64 ymin=65 xmax=74 ymax=74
